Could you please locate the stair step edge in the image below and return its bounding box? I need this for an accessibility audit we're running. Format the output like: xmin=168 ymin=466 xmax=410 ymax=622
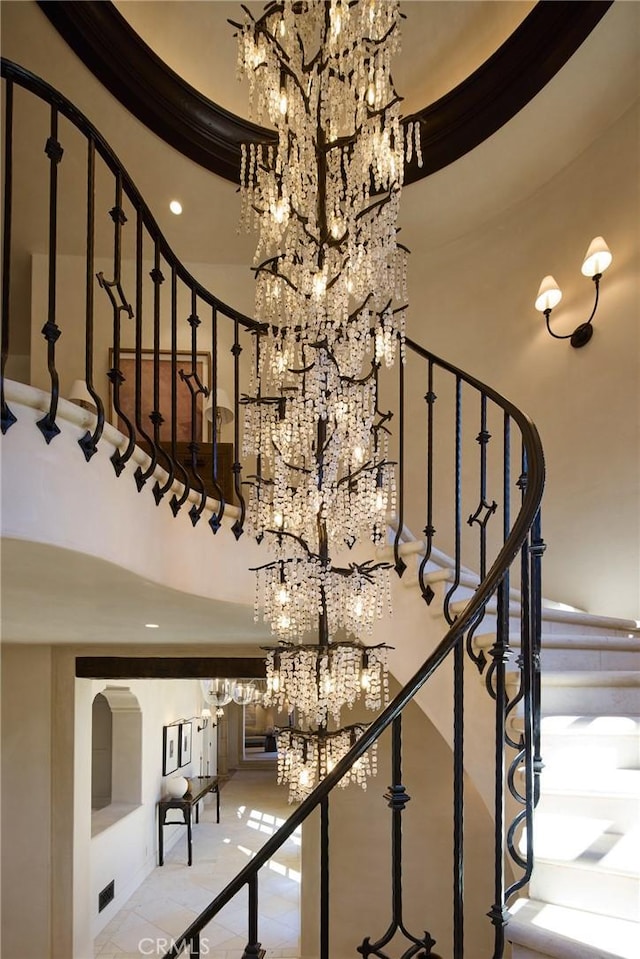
xmin=533 ymin=853 xmax=640 ymax=879
xmin=474 ymin=633 xmax=640 ymax=652
xmin=508 ymin=898 xmax=640 ymax=959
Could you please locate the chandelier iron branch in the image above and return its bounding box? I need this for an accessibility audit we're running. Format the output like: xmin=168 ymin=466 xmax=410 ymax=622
xmin=233 ymin=0 xmax=421 ymax=801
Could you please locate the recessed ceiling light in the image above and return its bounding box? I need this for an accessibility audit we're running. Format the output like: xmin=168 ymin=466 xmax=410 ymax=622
xmin=169 ymin=200 xmax=182 ymax=215
xmin=145 ymin=623 xmax=159 ymax=629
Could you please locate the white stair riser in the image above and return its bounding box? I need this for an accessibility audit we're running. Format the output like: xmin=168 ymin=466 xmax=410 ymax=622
xmin=539 ymin=649 xmax=639 ymax=672
xmin=534 ymin=793 xmax=640 ymax=834
xmin=530 ymin=861 xmax=640 ymax=923
xmin=542 ymin=686 xmax=640 ymax=716
xmin=540 ymin=734 xmax=640 ymax=770
xmin=508 ymin=899 xmax=640 ymax=959
xmin=511 ymin=946 xmax=558 ymax=959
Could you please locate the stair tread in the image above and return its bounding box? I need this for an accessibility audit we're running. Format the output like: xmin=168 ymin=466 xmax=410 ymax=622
xmin=509 ymin=898 xmax=640 ymax=959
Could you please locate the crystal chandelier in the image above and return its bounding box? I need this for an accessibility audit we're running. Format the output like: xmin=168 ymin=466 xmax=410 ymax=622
xmin=233 ymin=0 xmax=420 ymax=802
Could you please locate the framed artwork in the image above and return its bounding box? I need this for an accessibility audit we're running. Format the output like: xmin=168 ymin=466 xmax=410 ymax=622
xmin=162 ymin=724 xmax=180 ymax=776
xmin=179 ymin=722 xmax=192 ymax=767
xmin=109 ymin=349 xmax=211 ymax=443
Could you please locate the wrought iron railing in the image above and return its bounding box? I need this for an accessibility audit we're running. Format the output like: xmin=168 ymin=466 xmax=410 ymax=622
xmin=1 ymin=59 xmax=545 ymax=959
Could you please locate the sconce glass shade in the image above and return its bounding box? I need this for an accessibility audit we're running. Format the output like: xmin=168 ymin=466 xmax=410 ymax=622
xmin=534 ymin=275 xmax=563 ymax=313
xmin=205 ymin=389 xmax=234 ymax=426
xmin=231 ymin=680 xmax=257 ymax=706
xmin=69 ymin=379 xmax=97 ymax=413
xmin=201 ymin=707 xmax=212 ymax=722
xmin=581 ymin=236 xmax=612 ymax=277
xmin=201 ymin=678 xmax=232 ymax=707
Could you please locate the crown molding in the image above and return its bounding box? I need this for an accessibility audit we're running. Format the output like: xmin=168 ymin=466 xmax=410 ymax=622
xmin=38 ymin=0 xmax=613 ymax=185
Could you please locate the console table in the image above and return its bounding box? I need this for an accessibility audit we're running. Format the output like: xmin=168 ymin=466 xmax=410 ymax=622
xmin=158 ymin=775 xmax=220 ymax=867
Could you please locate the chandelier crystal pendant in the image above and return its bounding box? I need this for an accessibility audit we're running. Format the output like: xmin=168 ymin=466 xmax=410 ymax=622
xmin=233 ymin=0 xmax=420 ymax=802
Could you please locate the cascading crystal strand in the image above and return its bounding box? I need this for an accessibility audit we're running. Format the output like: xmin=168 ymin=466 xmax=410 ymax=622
xmin=234 ymin=0 xmax=420 ymax=801
xmin=276 ymin=725 xmax=378 ymax=804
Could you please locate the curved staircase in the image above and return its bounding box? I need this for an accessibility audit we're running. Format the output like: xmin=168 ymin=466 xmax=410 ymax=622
xmin=1 ymin=57 xmax=638 ymax=959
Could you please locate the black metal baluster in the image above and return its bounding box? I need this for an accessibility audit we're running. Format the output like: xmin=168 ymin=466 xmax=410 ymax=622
xmin=453 ymin=637 xmax=464 ymax=959
xmin=168 ymin=269 xmax=188 ymax=515
xmin=504 ymin=444 xmax=533 ymax=896
xmin=466 ymin=392 xmax=498 ymax=671
xmin=183 ymin=288 xmax=208 ymax=526
xmin=241 ymin=874 xmax=263 ymax=958
xmin=358 ymin=717 xmax=439 ymax=958
xmin=77 ymin=136 xmax=104 ymax=461
xmin=135 ymin=235 xmax=166 ymax=493
xmin=443 ymin=376 xmax=462 ymax=624
xmin=208 ymin=304 xmax=225 ymax=533
xmin=36 ymin=105 xmax=64 ymax=443
xmin=320 ymin=795 xmax=329 ymax=959
xmin=1 ymin=78 xmax=16 ymax=434
xmin=131 ymin=213 xmax=154 ymax=490
xmin=153 ymin=266 xmax=180 ymax=505
xmin=393 ymin=347 xmax=406 ymax=576
xmin=530 ymin=506 xmax=545 ymax=807
xmin=486 ymin=412 xmax=512 ymax=959
xmin=231 ymin=316 xmax=246 ymax=540
xmin=99 ymin=171 xmax=135 ymax=476
xmin=468 ymin=393 xmax=498 ymax=577
xmin=418 ymin=358 xmax=436 ymax=603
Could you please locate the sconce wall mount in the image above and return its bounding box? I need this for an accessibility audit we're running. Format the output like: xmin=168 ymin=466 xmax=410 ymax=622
xmin=535 ymin=236 xmax=612 ymax=348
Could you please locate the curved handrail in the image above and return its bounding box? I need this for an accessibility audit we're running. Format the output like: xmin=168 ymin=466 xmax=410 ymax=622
xmin=163 ymin=347 xmax=545 ymax=957
xmin=0 ymin=58 xmax=260 ymax=333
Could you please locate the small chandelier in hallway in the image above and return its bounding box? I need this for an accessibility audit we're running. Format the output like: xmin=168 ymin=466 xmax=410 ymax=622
xmin=233 ymin=0 xmax=420 ymax=801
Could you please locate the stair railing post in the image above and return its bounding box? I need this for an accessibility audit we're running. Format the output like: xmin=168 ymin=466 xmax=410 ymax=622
xmin=1 ymin=77 xmax=17 ymax=434
xmin=36 ymin=104 xmax=64 ymax=443
xmin=99 ymin=170 xmax=135 ymax=476
xmin=77 ymin=135 xmax=104 ymax=461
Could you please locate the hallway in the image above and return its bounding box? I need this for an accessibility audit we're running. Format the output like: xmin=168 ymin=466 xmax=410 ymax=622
xmin=94 ymin=769 xmax=300 ymax=959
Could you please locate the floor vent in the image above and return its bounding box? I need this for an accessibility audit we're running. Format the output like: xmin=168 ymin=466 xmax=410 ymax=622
xmin=98 ymin=880 xmax=115 ymax=913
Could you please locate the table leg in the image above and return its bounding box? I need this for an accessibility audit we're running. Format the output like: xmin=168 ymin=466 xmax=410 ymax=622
xmin=187 ymin=807 xmax=193 ymax=867
xmin=159 ymin=811 xmax=164 ymax=866
xmin=216 ymin=784 xmax=220 ymax=824
xmin=195 ymin=800 xmax=199 ymax=825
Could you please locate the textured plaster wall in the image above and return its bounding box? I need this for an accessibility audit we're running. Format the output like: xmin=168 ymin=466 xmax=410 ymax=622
xmin=404 ymin=102 xmax=640 ymax=620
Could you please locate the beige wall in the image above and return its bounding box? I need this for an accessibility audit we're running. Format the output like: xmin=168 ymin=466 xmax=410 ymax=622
xmin=1 ymin=645 xmax=53 ymax=959
xmin=404 ymin=101 xmax=640 ymax=620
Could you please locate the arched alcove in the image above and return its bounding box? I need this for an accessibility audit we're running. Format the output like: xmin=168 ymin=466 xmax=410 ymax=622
xmin=91 ymin=693 xmax=112 ymax=810
xmin=91 ymin=686 xmax=142 ymax=823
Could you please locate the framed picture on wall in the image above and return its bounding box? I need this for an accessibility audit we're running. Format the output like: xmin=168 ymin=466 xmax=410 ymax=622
xmin=109 ymin=349 xmax=211 ymax=443
xmin=179 ymin=722 xmax=192 ymax=767
xmin=162 ymin=724 xmax=180 ymax=776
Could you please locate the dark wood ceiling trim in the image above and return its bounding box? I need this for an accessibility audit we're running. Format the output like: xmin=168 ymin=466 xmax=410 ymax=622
xmin=76 ymin=657 xmax=266 ymax=679
xmin=38 ymin=0 xmax=612 ymax=185
xmin=405 ymin=0 xmax=613 ymax=182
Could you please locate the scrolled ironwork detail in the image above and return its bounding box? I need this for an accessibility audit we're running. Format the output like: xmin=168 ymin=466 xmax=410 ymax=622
xmin=44 ymin=135 xmax=63 ymax=164
xmin=467 ymin=497 xmax=498 ymax=530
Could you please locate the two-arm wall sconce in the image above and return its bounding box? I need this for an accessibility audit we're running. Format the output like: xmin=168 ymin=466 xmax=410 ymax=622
xmin=534 ymin=236 xmax=612 ymax=348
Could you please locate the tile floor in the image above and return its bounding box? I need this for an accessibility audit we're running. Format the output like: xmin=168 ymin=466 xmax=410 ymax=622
xmin=94 ymin=768 xmax=300 ymax=959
